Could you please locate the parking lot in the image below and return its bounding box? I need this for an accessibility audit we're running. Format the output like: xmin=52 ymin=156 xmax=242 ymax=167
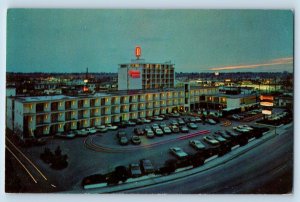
xmin=14 ymin=112 xmax=276 ymax=191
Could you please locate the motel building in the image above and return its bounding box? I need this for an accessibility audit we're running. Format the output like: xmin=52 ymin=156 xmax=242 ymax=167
xmin=6 ymin=47 xmax=258 ymax=139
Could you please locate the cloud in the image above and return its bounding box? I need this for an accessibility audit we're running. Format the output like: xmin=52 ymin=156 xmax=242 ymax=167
xmin=208 ymin=57 xmax=293 ymax=71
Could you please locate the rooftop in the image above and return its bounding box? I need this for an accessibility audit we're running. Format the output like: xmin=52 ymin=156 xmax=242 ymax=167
xmin=13 ymin=86 xmax=218 ymax=103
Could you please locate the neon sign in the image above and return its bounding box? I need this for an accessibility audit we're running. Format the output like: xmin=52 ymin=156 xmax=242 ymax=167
xmin=135 ymin=46 xmax=141 ymax=59
xmin=129 ymin=70 xmax=140 ymax=78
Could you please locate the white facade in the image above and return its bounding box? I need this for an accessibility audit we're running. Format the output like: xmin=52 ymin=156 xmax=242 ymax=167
xmin=118 ymin=61 xmax=175 ymax=91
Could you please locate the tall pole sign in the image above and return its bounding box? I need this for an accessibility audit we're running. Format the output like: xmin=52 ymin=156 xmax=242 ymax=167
xmin=135 ymin=46 xmax=141 ymax=60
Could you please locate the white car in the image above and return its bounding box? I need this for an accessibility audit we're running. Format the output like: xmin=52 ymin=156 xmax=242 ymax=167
xmin=203 ymin=135 xmax=219 ymax=146
xmin=170 ymin=147 xmax=188 ymax=159
xmin=233 ymin=126 xmax=249 ymax=133
xmin=141 ymin=118 xmax=151 ymax=123
xmin=152 ymin=116 xmax=164 ymax=121
xmin=152 ymin=124 xmax=160 ymax=130
xmin=155 ymin=128 xmax=164 ymax=136
xmin=207 ymin=119 xmax=217 ymax=125
xmin=239 ymin=125 xmax=254 ymax=131
xmin=86 ymin=127 xmax=97 ymax=134
xmin=75 ymin=129 xmax=89 ymax=136
xmin=162 ymin=126 xmax=172 ymax=134
xmin=195 ymin=117 xmax=202 ymax=122
xmin=96 ymin=125 xmax=108 ymax=133
xmin=106 ymin=124 xmax=118 ymax=130
xmin=189 ymin=140 xmax=206 ymax=150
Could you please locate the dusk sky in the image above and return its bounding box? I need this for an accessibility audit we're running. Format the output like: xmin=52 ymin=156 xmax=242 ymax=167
xmin=7 ymin=9 xmax=294 ymax=73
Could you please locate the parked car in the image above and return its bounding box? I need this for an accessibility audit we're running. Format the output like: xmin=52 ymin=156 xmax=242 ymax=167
xmin=189 ymin=117 xmax=196 ymax=123
xmin=189 ymin=140 xmax=206 ymax=150
xmin=162 ymin=114 xmax=169 ymax=120
xmin=140 ymin=159 xmax=155 ymax=174
xmin=145 ymin=129 xmax=155 ymax=138
xmin=187 ymin=122 xmax=198 ymax=129
xmin=127 ymin=120 xmax=137 ymax=127
xmin=55 ymin=131 xmax=76 ymax=139
xmin=170 ymin=120 xmax=179 ymax=126
xmin=170 ymin=125 xmax=180 ymax=133
xmin=195 ymin=117 xmax=202 ymax=122
xmin=152 ymin=124 xmax=160 ymax=130
xmin=162 ymin=126 xmax=172 ymax=134
xmin=240 ymin=125 xmax=254 ymax=131
xmin=232 ymin=114 xmax=242 ymax=120
xmin=152 ymin=116 xmax=164 ymax=121
xmin=136 ymin=118 xmax=144 ymax=125
xmin=226 ymin=130 xmax=240 ymax=138
xmin=159 ymin=122 xmax=167 ymax=128
xmin=106 ymin=124 xmax=118 ymax=130
xmin=179 ymin=126 xmax=189 ymax=133
xmin=170 ymin=147 xmax=188 ymax=159
xmin=233 ymin=126 xmax=250 ymax=133
xmin=129 ymin=163 xmax=142 ymax=178
xmin=134 ymin=128 xmax=144 ymax=136
xmin=74 ymin=129 xmax=89 ymax=136
xmin=117 ymin=121 xmax=128 ymax=128
xmin=212 ymin=134 xmax=227 ymax=143
xmin=117 ymin=131 xmax=128 ymax=145
xmin=154 ymin=128 xmax=164 ymax=136
xmin=215 ymin=130 xmax=232 ymax=140
xmin=207 ymin=119 xmax=217 ymax=125
xmin=203 ymin=135 xmax=219 ymax=146
xmin=86 ymin=127 xmax=97 ymax=134
xmin=131 ymin=135 xmax=141 ymax=145
xmin=119 ymin=136 xmax=129 ymax=145
xmin=170 ymin=113 xmax=180 ymax=117
xmin=96 ymin=125 xmax=108 ymax=133
xmin=183 ymin=117 xmax=190 ymax=123
xmin=177 ymin=118 xmax=185 ymax=125
xmin=141 ymin=118 xmax=151 ymax=123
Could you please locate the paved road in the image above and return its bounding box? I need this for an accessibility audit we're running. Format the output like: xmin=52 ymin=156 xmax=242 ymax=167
xmin=119 ymin=126 xmax=293 ymax=194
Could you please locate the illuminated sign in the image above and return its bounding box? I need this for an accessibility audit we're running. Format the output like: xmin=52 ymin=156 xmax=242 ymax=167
xmin=129 ymin=70 xmax=140 ymax=78
xmin=260 ymin=95 xmax=274 ymax=101
xmin=260 ymin=102 xmax=274 ymax=107
xmin=262 ymin=110 xmax=272 ymax=115
xmin=83 ymin=86 xmax=89 ymax=92
xmin=135 ymin=46 xmax=141 ymax=59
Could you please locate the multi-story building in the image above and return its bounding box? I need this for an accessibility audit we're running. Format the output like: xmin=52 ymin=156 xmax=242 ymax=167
xmin=118 ymin=47 xmax=175 ymax=90
xmin=6 ymin=87 xmax=219 ymax=138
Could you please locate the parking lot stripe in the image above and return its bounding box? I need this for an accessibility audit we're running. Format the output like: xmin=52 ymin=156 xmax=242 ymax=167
xmin=6 ymin=137 xmax=48 ymax=181
xmin=6 ymin=146 xmax=38 ymax=184
xmin=84 ymin=130 xmax=211 ymax=153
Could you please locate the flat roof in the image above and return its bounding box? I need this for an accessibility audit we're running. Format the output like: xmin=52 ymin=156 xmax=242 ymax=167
xmin=205 ymin=93 xmax=257 ymax=99
xmin=12 ymin=86 xmax=219 ymax=103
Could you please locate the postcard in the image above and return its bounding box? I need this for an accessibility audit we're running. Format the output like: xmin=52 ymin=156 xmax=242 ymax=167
xmin=5 ymin=9 xmax=293 ymax=194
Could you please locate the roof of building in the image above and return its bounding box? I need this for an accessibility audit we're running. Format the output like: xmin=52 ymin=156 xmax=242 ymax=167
xmin=205 ymin=93 xmax=257 ymax=99
xmin=12 ymin=86 xmax=218 ymax=103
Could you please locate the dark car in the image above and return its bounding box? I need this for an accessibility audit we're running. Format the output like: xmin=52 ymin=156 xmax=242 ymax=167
xmin=131 ymin=135 xmax=141 ymax=145
xmin=170 ymin=125 xmax=180 ymax=133
xmin=189 ymin=117 xmax=196 ymax=123
xmin=129 ymin=163 xmax=142 ymax=178
xmin=117 ymin=131 xmax=128 ymax=145
xmin=134 ymin=128 xmax=144 ymax=136
xmin=179 ymin=125 xmax=189 ymax=133
xmin=117 ymin=121 xmax=128 ymax=128
xmin=140 ymin=159 xmax=155 ymax=174
xmin=136 ymin=119 xmax=144 ymax=125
